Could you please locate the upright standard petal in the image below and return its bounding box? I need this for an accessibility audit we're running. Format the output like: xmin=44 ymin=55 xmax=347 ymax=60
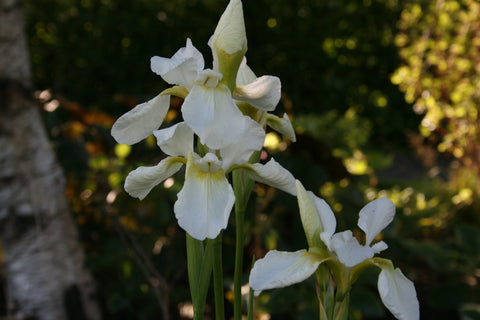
xmin=210 ymin=0 xmax=247 ymax=55
xmin=124 ymin=157 xmax=184 ymax=200
xmin=311 ymin=195 xmax=337 ymax=241
xmin=244 ymin=158 xmax=297 ymax=196
xmin=174 ymin=153 xmax=235 ymax=240
xmin=236 ymin=58 xmax=257 ymax=85
xmin=220 ymin=117 xmax=265 ymax=170
xmin=182 ymin=70 xmax=247 ymax=149
xmin=249 ymin=249 xmax=321 ymax=296
xmin=378 ymin=268 xmax=420 ymax=320
xmin=209 ymin=0 xmax=247 ymax=89
xmin=296 ymin=180 xmax=336 ymax=248
xmin=153 ymin=122 xmax=194 ymax=157
xmin=150 ymin=38 xmax=204 ymax=90
xmin=329 ymin=231 xmax=375 ymax=267
xmin=111 ymin=94 xmax=170 ymax=145
xmin=234 ymin=75 xmax=281 ymax=111
xmin=266 ymin=113 xmax=297 ymax=142
xmin=358 ymin=197 xmax=395 ymax=246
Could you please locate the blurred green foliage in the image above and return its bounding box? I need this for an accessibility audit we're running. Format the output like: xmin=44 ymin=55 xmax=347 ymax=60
xmin=13 ymin=0 xmax=480 ymax=319
xmin=393 ymin=0 xmax=480 ymax=183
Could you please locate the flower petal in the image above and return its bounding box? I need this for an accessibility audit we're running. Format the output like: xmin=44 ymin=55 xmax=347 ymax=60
xmin=174 ymin=153 xmax=235 ymax=240
xmin=312 ymin=195 xmax=337 ymax=240
xmin=266 ymin=113 xmax=296 ymax=142
xmin=209 ymin=0 xmax=247 ymax=55
xmin=236 ymin=57 xmax=257 ymax=85
xmin=220 ymin=117 xmax=265 ymax=170
xmin=372 ymin=241 xmax=389 ymax=254
xmin=330 ymin=230 xmax=374 ymax=267
xmin=249 ymin=249 xmax=320 ymax=296
xmin=358 ymin=197 xmax=395 ymax=246
xmin=296 ymin=180 xmax=336 ymax=248
xmin=378 ymin=267 xmax=420 ymax=320
xmin=244 ymin=158 xmax=296 ymax=196
xmin=124 ymin=157 xmax=184 ymax=200
xmin=111 ymin=94 xmax=170 ymax=145
xmin=153 ymin=122 xmax=194 ymax=157
xmin=150 ymin=38 xmax=204 ymax=90
xmin=182 ymin=74 xmax=246 ymax=149
xmin=234 ymin=75 xmax=281 ymax=111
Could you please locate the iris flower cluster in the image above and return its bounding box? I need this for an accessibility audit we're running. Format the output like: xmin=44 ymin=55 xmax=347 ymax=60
xmin=111 ymin=0 xmax=420 ymax=319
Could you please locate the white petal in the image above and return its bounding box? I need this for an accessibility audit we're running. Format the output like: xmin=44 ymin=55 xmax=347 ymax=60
xmin=174 ymin=154 xmax=235 ymax=240
xmin=358 ymin=197 xmax=396 ymax=246
xmin=195 ymin=69 xmax=223 ymax=87
xmin=150 ymin=38 xmax=204 ymax=89
xmin=195 ymin=152 xmax=223 ymax=173
xmin=330 ymin=231 xmax=374 ymax=267
xmin=182 ymin=80 xmax=246 ymax=149
xmin=111 ymin=94 xmax=170 ymax=145
xmin=311 ymin=192 xmax=337 ymax=239
xmin=153 ymin=122 xmax=194 ymax=157
xmin=378 ymin=268 xmax=420 ymax=320
xmin=249 ymin=249 xmax=320 ymax=296
xmin=236 ymin=57 xmax=257 ymax=85
xmin=296 ymin=181 xmax=336 ymax=248
xmin=210 ymin=0 xmax=247 ymax=55
xmin=266 ymin=113 xmax=296 ymax=142
xmin=124 ymin=157 xmax=184 ymax=200
xmin=372 ymin=241 xmax=389 ymax=254
xmin=220 ymin=117 xmax=265 ymax=170
xmin=234 ymin=75 xmax=281 ymax=111
xmin=245 ymin=158 xmax=296 ymax=196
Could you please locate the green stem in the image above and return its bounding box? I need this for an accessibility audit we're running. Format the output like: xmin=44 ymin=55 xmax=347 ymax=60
xmin=193 ymin=239 xmax=215 ymax=320
xmin=247 ymin=257 xmax=256 ymax=320
xmin=333 ymin=292 xmax=350 ymax=320
xmin=316 ymin=280 xmax=329 ymax=320
xmin=247 ymin=286 xmax=254 ymax=320
xmin=232 ymin=151 xmax=261 ymax=320
xmin=232 ymin=168 xmax=251 ymax=320
xmin=233 ymin=191 xmax=245 ymax=320
xmin=186 ymin=233 xmax=203 ymax=305
xmin=213 ymin=232 xmax=225 ymax=320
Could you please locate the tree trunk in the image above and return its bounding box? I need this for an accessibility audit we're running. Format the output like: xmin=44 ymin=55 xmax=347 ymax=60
xmin=0 ymin=1 xmax=102 ymax=319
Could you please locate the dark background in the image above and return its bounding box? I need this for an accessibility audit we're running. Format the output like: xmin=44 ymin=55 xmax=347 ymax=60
xmin=11 ymin=0 xmax=480 ymax=319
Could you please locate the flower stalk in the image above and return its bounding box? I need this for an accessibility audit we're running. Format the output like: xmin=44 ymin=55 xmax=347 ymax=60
xmin=212 ymin=232 xmax=225 ymax=320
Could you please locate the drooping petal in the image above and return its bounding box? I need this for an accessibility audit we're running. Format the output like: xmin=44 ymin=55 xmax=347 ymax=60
xmin=296 ymin=181 xmax=336 ymax=248
xmin=358 ymin=197 xmax=395 ymax=246
xmin=234 ymin=75 xmax=281 ymax=111
xmin=378 ymin=267 xmax=420 ymax=320
xmin=150 ymin=38 xmax=204 ymax=90
xmin=111 ymin=94 xmax=170 ymax=145
xmin=220 ymin=117 xmax=265 ymax=170
xmin=244 ymin=158 xmax=296 ymax=196
xmin=266 ymin=113 xmax=297 ymax=142
xmin=329 ymin=230 xmax=375 ymax=267
xmin=124 ymin=157 xmax=184 ymax=200
xmin=153 ymin=122 xmax=194 ymax=157
xmin=182 ymin=70 xmax=247 ymax=149
xmin=249 ymin=249 xmax=321 ymax=296
xmin=236 ymin=58 xmax=257 ymax=85
xmin=174 ymin=153 xmax=235 ymax=240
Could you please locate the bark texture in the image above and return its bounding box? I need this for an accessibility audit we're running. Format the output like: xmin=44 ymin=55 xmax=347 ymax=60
xmin=0 ymin=0 xmax=101 ymax=319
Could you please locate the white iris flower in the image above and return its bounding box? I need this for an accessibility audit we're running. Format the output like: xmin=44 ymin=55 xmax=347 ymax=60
xmin=111 ymin=0 xmax=291 ymax=150
xmin=249 ymin=181 xmax=420 ymax=320
xmin=123 ymin=120 xmax=296 ymax=240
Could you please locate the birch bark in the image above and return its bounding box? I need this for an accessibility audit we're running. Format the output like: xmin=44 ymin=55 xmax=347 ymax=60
xmin=0 ymin=0 xmax=101 ymax=319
